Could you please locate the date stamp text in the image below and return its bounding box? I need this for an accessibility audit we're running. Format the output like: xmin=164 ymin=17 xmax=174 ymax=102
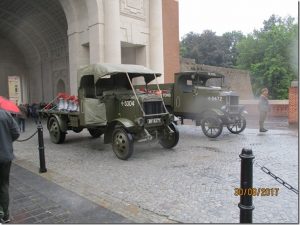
xmin=234 ymin=188 xmax=279 ymax=196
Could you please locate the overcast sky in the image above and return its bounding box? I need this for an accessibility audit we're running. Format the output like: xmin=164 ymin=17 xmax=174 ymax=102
xmin=179 ymin=0 xmax=298 ymax=38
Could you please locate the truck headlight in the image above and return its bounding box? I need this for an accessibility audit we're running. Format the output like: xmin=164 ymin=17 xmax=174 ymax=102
xmin=135 ymin=117 xmax=145 ymax=126
xmin=167 ymin=113 xmax=175 ymax=122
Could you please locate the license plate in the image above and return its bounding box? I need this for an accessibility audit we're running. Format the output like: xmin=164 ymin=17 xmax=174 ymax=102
xmin=147 ymin=118 xmax=161 ymax=124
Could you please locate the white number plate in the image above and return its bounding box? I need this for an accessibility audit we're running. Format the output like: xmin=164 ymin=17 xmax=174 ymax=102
xmin=208 ymin=96 xmax=223 ymax=101
xmin=147 ymin=118 xmax=161 ymax=124
xmin=121 ymin=100 xmax=135 ymax=107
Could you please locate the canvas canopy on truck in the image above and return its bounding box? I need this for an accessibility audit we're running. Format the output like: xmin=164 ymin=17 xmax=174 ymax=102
xmin=78 ymin=63 xmax=161 ymax=85
xmin=77 ymin=64 xmax=162 ymax=125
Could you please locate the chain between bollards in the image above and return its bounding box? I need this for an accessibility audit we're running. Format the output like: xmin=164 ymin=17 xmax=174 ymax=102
xmin=238 ymin=148 xmax=255 ymax=223
xmin=37 ymin=121 xmax=47 ymax=173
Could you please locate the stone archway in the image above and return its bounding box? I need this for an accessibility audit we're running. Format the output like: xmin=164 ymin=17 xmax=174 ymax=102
xmin=59 ymin=0 xmax=104 ymax=94
xmin=0 ymin=0 xmax=90 ymax=103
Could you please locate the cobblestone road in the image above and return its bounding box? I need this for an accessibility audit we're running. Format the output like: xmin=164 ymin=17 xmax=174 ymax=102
xmin=13 ymin=119 xmax=298 ymax=223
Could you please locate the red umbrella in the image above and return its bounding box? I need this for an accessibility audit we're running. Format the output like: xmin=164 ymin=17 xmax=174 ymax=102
xmin=0 ymin=96 xmax=20 ymax=113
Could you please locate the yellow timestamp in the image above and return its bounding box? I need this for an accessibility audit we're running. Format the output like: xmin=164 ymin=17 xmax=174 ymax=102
xmin=234 ymin=188 xmax=279 ymax=196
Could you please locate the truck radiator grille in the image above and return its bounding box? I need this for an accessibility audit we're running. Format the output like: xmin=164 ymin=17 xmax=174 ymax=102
xmin=227 ymin=96 xmax=240 ymax=113
xmin=143 ymin=101 xmax=165 ymax=115
xmin=229 ymin=96 xmax=239 ymax=105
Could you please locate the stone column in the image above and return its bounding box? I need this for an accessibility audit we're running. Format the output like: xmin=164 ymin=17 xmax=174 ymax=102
xmin=89 ymin=23 xmax=105 ymax=64
xmin=104 ymin=0 xmax=121 ymax=64
xmin=149 ymin=0 xmax=164 ymax=83
xmin=68 ymin=32 xmax=89 ymax=95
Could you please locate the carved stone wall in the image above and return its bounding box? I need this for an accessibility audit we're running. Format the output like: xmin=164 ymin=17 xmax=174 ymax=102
xmin=120 ymin=0 xmax=145 ymax=20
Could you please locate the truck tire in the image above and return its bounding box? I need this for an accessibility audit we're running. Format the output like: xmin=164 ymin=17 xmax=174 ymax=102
xmin=112 ymin=128 xmax=134 ymax=160
xmin=227 ymin=115 xmax=246 ymax=134
xmin=159 ymin=122 xmax=179 ymax=149
xmin=201 ymin=117 xmax=223 ymax=138
xmin=48 ymin=117 xmax=66 ymax=144
xmin=88 ymin=128 xmax=103 ymax=138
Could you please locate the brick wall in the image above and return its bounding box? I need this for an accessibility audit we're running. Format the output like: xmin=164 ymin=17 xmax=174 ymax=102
xmin=240 ymin=100 xmax=289 ymax=117
xmin=162 ymin=0 xmax=180 ymax=83
xmin=288 ymin=86 xmax=298 ymax=124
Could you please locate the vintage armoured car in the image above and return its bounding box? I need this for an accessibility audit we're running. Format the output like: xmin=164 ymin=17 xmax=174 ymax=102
xmin=40 ymin=64 xmax=179 ymax=160
xmin=145 ymin=71 xmax=247 ymax=138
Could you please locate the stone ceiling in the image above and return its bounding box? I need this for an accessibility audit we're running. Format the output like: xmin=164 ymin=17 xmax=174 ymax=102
xmin=0 ymin=0 xmax=68 ymax=66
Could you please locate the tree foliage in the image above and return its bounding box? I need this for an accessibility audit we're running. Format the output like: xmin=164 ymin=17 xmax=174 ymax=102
xmin=236 ymin=15 xmax=298 ymax=99
xmin=180 ymin=15 xmax=298 ymax=99
xmin=180 ymin=30 xmax=244 ymax=67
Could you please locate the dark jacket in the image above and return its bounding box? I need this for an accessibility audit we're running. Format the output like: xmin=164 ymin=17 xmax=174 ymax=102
xmin=259 ymin=95 xmax=269 ymax=112
xmin=0 ymin=109 xmax=20 ymax=162
xmin=17 ymin=105 xmax=28 ymax=119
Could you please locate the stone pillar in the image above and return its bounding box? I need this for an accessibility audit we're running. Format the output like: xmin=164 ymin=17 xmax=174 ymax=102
xmin=104 ymin=0 xmax=121 ymax=64
xmin=288 ymin=81 xmax=298 ymax=124
xmin=89 ymin=23 xmax=105 ymax=64
xmin=149 ymin=0 xmax=164 ymax=83
xmin=68 ymin=33 xmax=90 ymax=95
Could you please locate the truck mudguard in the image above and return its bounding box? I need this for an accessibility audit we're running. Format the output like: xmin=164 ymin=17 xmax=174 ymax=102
xmin=203 ymin=108 xmax=225 ymax=117
xmin=104 ymin=118 xmax=136 ymax=144
xmin=112 ymin=118 xmax=135 ymax=129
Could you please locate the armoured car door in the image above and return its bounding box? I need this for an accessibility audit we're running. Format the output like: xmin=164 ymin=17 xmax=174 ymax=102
xmin=174 ymin=76 xmax=195 ymax=114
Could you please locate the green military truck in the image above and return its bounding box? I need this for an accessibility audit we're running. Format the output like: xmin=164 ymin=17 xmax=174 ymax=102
xmin=40 ymin=64 xmax=179 ymax=160
xmin=142 ymin=71 xmax=247 ymax=138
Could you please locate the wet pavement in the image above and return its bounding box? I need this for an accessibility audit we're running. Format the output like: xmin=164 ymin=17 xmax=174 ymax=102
xmin=9 ymin=164 xmax=131 ymax=223
xmin=11 ymin=117 xmax=298 ymax=223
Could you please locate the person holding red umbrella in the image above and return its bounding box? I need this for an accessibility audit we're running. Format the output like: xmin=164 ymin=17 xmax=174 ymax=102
xmin=0 ymin=97 xmax=20 ymax=223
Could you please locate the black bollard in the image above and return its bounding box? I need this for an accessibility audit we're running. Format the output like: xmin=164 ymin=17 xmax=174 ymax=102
xmin=37 ymin=122 xmax=47 ymax=173
xmin=238 ymin=148 xmax=254 ymax=223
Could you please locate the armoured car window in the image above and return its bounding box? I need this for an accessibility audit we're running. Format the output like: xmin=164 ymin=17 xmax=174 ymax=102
xmin=96 ymin=78 xmax=114 ymax=96
xmin=206 ymin=78 xmax=222 ymax=87
xmin=80 ymin=75 xmax=95 ymax=98
xmin=178 ymin=75 xmax=193 ymax=93
xmin=132 ymin=76 xmax=145 ymax=85
xmin=114 ymin=74 xmax=131 ymax=90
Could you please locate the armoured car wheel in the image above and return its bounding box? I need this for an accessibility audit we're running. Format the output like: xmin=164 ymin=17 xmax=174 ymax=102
xmin=49 ymin=117 xmax=66 ymax=144
xmin=72 ymin=127 xmax=83 ymax=133
xmin=227 ymin=115 xmax=246 ymax=134
xmin=159 ymin=122 xmax=179 ymax=149
xmin=112 ymin=128 xmax=134 ymax=160
xmin=201 ymin=117 xmax=223 ymax=138
xmin=88 ymin=128 xmax=103 ymax=138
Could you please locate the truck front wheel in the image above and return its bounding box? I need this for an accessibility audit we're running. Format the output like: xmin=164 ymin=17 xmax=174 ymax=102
xmin=227 ymin=115 xmax=246 ymax=134
xmin=49 ymin=117 xmax=66 ymax=144
xmin=112 ymin=128 xmax=134 ymax=160
xmin=201 ymin=117 xmax=223 ymax=138
xmin=159 ymin=122 xmax=179 ymax=149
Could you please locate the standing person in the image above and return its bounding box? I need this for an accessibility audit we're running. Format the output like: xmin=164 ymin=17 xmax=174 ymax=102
xmin=258 ymin=87 xmax=269 ymax=132
xmin=16 ymin=104 xmax=27 ymax=132
xmin=0 ymin=109 xmax=20 ymax=223
xmin=30 ymin=103 xmax=39 ymax=124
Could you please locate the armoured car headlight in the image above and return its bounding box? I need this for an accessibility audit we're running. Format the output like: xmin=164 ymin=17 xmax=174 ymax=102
xmin=221 ymin=105 xmax=226 ymax=111
xmin=135 ymin=117 xmax=145 ymax=126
